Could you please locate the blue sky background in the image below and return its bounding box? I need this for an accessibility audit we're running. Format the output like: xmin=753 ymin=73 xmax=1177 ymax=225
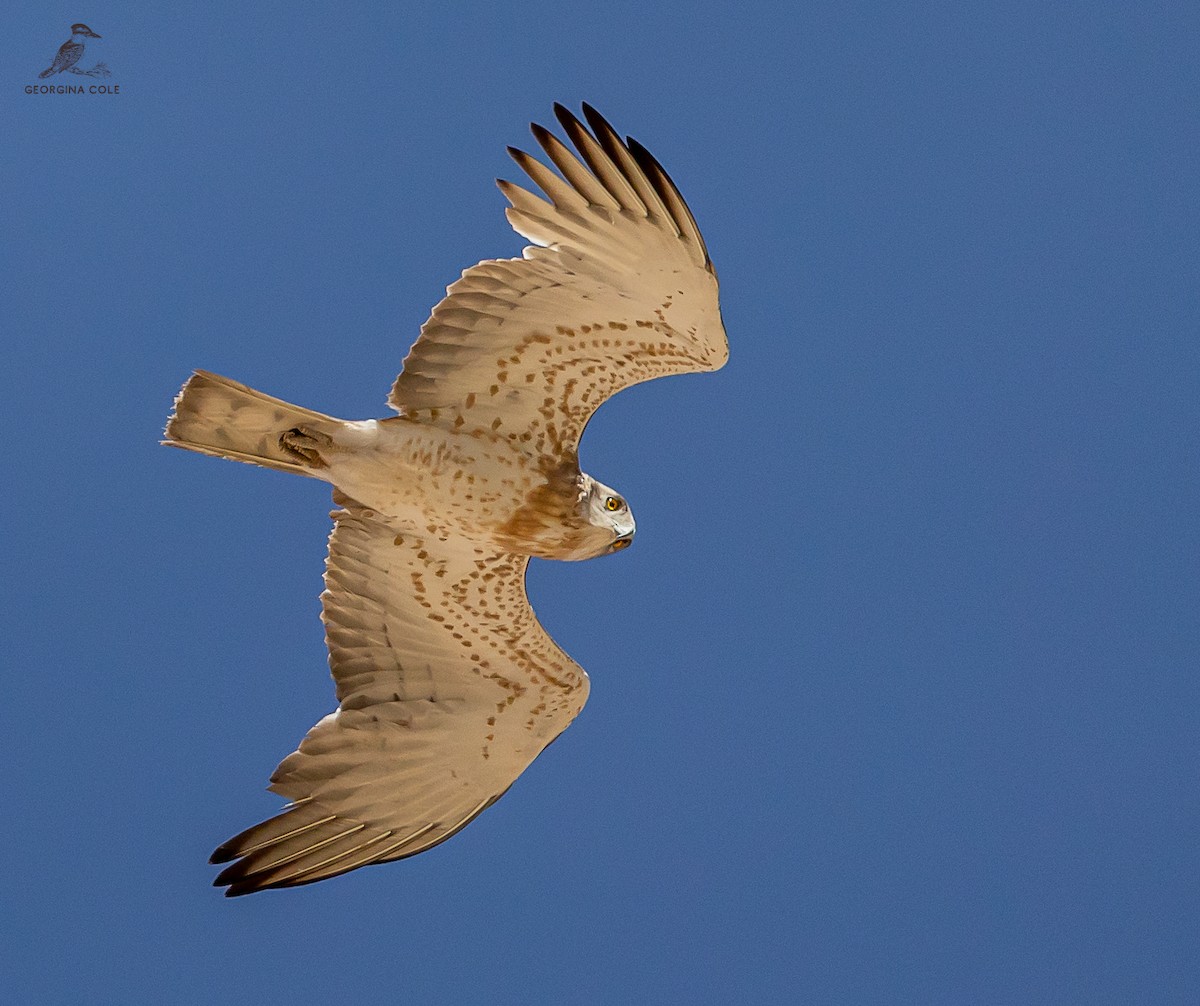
xmin=3 ymin=3 xmax=1198 ymax=1002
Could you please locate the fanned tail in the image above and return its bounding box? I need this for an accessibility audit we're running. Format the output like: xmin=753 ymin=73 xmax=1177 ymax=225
xmin=163 ymin=370 xmax=343 ymax=477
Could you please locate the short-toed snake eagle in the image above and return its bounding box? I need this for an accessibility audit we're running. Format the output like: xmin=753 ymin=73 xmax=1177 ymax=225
xmin=164 ymin=103 xmax=727 ymax=896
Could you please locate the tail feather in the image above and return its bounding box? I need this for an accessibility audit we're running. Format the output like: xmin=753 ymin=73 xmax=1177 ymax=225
xmin=163 ymin=370 xmax=341 ymax=477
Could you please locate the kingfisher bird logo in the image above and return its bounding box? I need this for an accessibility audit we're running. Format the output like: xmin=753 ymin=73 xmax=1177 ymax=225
xmin=38 ymin=22 xmax=111 ymax=79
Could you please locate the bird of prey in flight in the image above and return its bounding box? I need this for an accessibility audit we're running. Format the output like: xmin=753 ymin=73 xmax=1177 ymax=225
xmin=164 ymin=103 xmax=728 ymax=896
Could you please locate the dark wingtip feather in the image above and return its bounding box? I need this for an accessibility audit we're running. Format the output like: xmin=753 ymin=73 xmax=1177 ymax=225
xmin=625 ymin=133 xmax=712 ymax=269
xmin=625 ymin=134 xmax=673 ymax=198
xmin=209 ymin=845 xmax=236 ymax=865
xmin=580 ymin=102 xmax=618 ymax=143
xmin=213 ymin=862 xmax=244 ymax=887
xmin=625 ymin=135 xmax=672 ymax=189
xmin=553 ymin=102 xmax=587 ymax=138
xmin=506 ymin=146 xmax=538 ymax=173
xmin=217 ymin=867 xmax=275 ymax=897
xmin=624 ymin=134 xmax=652 ymax=162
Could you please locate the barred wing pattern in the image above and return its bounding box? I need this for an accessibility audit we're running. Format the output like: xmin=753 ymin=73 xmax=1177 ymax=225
xmin=210 ymin=504 xmax=588 ymax=896
xmin=389 ymin=103 xmax=727 ymax=457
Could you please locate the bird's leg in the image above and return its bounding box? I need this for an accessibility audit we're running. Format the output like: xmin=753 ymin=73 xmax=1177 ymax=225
xmin=279 ymin=426 xmax=333 ymax=469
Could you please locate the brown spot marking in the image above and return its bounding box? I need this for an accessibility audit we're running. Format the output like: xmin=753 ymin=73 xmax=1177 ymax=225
xmin=608 ymin=321 xmax=628 ymax=330
xmin=465 ymin=392 xmax=476 ymax=408
xmin=493 ymin=456 xmax=585 ymax=556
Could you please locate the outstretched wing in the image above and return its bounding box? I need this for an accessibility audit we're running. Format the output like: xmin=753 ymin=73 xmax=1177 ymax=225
xmin=210 ymin=503 xmax=588 ymax=896
xmin=389 ymin=103 xmax=727 ymax=459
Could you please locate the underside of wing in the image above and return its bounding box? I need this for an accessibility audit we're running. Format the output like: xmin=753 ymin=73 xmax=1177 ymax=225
xmin=388 ymin=103 xmax=727 ymax=455
xmin=211 ymin=505 xmax=588 ymax=896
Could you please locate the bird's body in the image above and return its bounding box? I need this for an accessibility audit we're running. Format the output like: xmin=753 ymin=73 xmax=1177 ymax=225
xmin=319 ymin=416 xmax=619 ymax=562
xmin=39 ymin=23 xmax=100 ymax=78
xmin=165 ymin=104 xmax=727 ymax=895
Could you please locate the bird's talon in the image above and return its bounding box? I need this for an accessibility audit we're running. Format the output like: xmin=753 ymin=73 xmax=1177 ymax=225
xmin=280 ymin=427 xmax=331 ymax=468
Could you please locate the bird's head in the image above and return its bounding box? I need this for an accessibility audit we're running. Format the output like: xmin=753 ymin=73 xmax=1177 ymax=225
xmin=581 ymin=475 xmax=635 ymax=555
xmin=71 ymin=24 xmax=101 ymax=39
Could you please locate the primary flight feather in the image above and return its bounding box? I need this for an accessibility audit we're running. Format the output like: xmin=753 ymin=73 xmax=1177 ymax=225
xmin=164 ymin=103 xmax=727 ymax=896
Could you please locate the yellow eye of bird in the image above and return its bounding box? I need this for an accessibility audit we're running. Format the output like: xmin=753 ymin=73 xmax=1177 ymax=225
xmin=605 ymin=496 xmax=622 ymax=512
